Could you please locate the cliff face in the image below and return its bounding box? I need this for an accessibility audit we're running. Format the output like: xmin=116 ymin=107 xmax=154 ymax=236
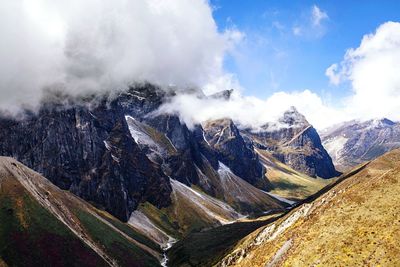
xmin=242 ymin=107 xmax=339 ymax=178
xmin=202 ymin=118 xmax=269 ymax=189
xmin=0 ymin=88 xmax=172 ymax=221
xmin=0 ymin=85 xmax=284 ymax=223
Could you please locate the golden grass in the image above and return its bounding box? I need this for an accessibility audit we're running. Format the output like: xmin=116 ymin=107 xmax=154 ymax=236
xmin=222 ymin=149 xmax=400 ymax=266
xmin=257 ymin=149 xmax=333 ymax=200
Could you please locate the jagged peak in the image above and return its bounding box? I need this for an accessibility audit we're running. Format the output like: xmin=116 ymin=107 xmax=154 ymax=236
xmin=280 ymin=106 xmax=309 ymax=126
xmin=369 ymin=117 xmax=396 ymax=127
xmin=258 ymin=106 xmax=310 ymax=132
xmin=208 ymin=89 xmax=234 ymax=100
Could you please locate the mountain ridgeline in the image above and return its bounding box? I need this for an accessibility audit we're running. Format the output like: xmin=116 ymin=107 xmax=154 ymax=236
xmin=321 ymin=118 xmax=400 ymax=171
xmin=0 ymin=86 xmax=340 ymax=252
xmin=241 ymin=107 xmax=339 ymax=178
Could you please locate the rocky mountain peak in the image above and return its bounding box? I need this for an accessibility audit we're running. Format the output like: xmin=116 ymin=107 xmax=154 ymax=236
xmin=369 ymin=118 xmax=396 ymax=128
xmin=208 ymin=89 xmax=234 ymax=100
xmin=241 ymin=108 xmax=339 ymax=179
xmin=202 ymin=118 xmax=269 ymax=190
xmin=279 ymin=106 xmax=309 ymax=128
xmin=321 ymin=117 xmax=400 ymax=171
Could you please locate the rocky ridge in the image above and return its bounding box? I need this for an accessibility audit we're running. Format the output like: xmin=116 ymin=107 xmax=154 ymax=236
xmin=321 ymin=118 xmax=400 ymax=171
xmin=241 ymin=107 xmax=339 ymax=178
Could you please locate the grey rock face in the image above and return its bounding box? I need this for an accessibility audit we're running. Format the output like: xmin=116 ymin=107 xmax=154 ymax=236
xmin=242 ymin=107 xmax=339 ymax=178
xmin=321 ymin=118 xmax=400 ymax=171
xmin=0 ymin=85 xmax=172 ymax=221
xmin=202 ymin=118 xmax=269 ymax=189
xmin=0 ymin=85 xmax=273 ymax=221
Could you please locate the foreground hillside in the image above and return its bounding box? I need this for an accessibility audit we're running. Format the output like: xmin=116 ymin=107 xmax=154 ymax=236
xmin=0 ymin=157 xmax=162 ymax=267
xmin=218 ymin=149 xmax=400 ymax=266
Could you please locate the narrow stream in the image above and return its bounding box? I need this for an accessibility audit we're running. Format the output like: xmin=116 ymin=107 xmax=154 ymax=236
xmin=160 ymin=238 xmax=177 ymax=267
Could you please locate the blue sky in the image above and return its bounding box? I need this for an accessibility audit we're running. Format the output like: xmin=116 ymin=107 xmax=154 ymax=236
xmin=210 ymin=0 xmax=400 ymax=101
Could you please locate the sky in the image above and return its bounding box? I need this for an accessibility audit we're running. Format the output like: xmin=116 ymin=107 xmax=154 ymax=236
xmin=1 ymin=0 xmax=400 ymax=130
xmin=210 ymin=0 xmax=400 ymax=100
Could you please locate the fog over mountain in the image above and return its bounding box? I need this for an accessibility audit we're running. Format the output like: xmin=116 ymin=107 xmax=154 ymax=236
xmin=0 ymin=0 xmax=239 ymax=111
xmin=1 ymin=1 xmax=400 ymax=130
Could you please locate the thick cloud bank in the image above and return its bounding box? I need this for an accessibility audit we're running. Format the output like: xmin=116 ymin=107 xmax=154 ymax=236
xmin=0 ymin=0 xmax=234 ymax=110
xmin=326 ymin=21 xmax=400 ymax=122
xmin=2 ymin=2 xmax=399 ymax=131
xmin=156 ymin=90 xmax=342 ymax=130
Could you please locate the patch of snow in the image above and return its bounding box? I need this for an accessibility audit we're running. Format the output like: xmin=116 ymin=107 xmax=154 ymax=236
xmin=128 ymin=210 xmax=175 ymax=248
xmin=170 ymin=178 xmax=241 ymax=224
xmin=323 ymin=135 xmax=348 ymax=161
xmin=103 ymin=140 xmax=112 ymax=151
xmin=215 ymin=127 xmax=227 ymax=145
xmin=111 ymin=154 xmax=120 ymax=163
xmin=218 ymin=161 xmax=232 ymax=174
xmin=125 ymin=91 xmax=146 ymax=101
xmin=203 ymin=131 xmax=211 ymax=146
xmin=218 ymin=161 xmax=287 ymax=212
xmin=125 ymin=116 xmax=156 ymax=145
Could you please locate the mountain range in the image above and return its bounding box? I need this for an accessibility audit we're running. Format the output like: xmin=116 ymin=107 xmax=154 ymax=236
xmin=0 ymin=84 xmax=399 ymax=266
xmin=321 ymin=118 xmax=400 ymax=171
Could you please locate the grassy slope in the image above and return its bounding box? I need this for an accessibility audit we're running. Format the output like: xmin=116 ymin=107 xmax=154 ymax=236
xmin=0 ymin=157 xmax=162 ymax=267
xmin=257 ymin=149 xmax=333 ymax=200
xmin=139 ymin=179 xmax=242 ymax=237
xmin=94 ymin=208 xmax=162 ymax=252
xmin=138 ymin=202 xmax=182 ymax=238
xmin=0 ymin=173 xmax=107 ymax=267
xmin=74 ymin=209 xmax=160 ymax=267
xmin=167 ymin=214 xmax=282 ymax=267
xmin=220 ymin=149 xmax=400 ymax=266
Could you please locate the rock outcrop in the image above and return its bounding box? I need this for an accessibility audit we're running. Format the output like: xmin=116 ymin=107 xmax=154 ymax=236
xmin=0 ymin=85 xmax=283 ymax=223
xmin=202 ymin=118 xmax=269 ymax=189
xmin=242 ymin=107 xmax=339 ymax=178
xmin=0 ymin=87 xmax=172 ymax=221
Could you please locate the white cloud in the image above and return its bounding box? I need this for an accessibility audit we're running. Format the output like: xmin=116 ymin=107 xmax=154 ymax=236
xmin=0 ymin=0 xmax=241 ymax=111
xmin=158 ymin=22 xmax=400 ymax=132
xmin=325 ymin=64 xmax=341 ymax=85
xmin=292 ymin=5 xmax=328 ymax=38
xmin=326 ymin=21 xmax=400 ymax=121
xmin=311 ymin=5 xmax=328 ymax=27
xmin=155 ymin=89 xmax=345 ymax=130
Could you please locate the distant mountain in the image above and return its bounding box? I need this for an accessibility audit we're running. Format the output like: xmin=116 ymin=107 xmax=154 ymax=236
xmin=0 ymin=157 xmax=162 ymax=267
xmin=241 ymin=107 xmax=339 ymax=179
xmin=218 ymin=148 xmax=400 ymax=267
xmin=321 ymin=118 xmax=400 ymax=171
